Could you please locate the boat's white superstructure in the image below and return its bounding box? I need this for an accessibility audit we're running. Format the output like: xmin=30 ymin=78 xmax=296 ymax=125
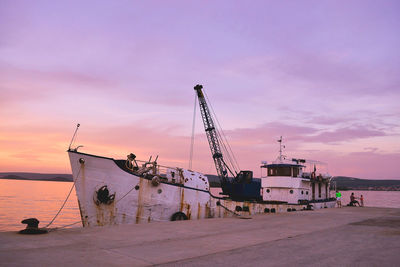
xmin=260 ymin=160 xmax=332 ymax=205
xmin=260 ymin=137 xmax=333 ymax=208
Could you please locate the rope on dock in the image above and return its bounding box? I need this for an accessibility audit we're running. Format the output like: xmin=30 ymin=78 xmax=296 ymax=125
xmin=47 ymin=221 xmax=82 ymax=232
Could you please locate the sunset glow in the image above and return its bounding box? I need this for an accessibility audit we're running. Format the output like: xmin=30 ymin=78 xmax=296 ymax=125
xmin=1 ymin=1 xmax=399 ymax=179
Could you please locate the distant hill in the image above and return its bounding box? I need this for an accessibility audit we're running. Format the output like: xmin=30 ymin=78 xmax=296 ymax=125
xmin=207 ymin=174 xmax=400 ymax=191
xmin=0 ymin=172 xmax=73 ymax=182
xmin=332 ymin=176 xmax=400 ymax=191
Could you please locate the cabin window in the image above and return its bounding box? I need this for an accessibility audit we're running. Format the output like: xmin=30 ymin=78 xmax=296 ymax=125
xmin=268 ymin=167 xmax=291 ymax=176
xmin=292 ymin=168 xmax=299 ymax=177
xmin=289 ymin=190 xmax=294 ymax=194
xmin=171 ymin=172 xmax=175 ymax=178
xmin=266 ymin=189 xmax=270 ymax=193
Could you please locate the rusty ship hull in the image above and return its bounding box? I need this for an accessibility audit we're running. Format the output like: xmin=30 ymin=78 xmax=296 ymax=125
xmin=69 ymin=150 xmax=336 ymax=227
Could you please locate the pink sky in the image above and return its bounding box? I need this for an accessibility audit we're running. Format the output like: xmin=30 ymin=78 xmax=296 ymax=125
xmin=1 ymin=1 xmax=399 ymax=179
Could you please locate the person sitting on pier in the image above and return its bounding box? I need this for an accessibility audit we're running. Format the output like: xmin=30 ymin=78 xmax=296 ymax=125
xmin=349 ymin=192 xmax=360 ymax=207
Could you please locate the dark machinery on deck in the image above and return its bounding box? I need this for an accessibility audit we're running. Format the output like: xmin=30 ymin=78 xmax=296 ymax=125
xmin=194 ymin=84 xmax=261 ymax=201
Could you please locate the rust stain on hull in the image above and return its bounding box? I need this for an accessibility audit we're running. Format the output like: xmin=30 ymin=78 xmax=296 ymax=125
xmin=197 ymin=202 xmax=201 ymax=219
xmin=180 ymin=188 xmax=185 ymax=212
xmin=136 ymin=178 xmax=144 ymax=224
xmin=77 ymin=199 xmax=85 ymax=227
xmin=95 ymin=202 xmax=116 ymax=226
xmin=186 ymin=203 xmax=191 ymax=219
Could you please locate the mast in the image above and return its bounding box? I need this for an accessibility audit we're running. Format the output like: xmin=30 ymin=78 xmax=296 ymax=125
xmin=277 ymin=136 xmax=285 ymax=162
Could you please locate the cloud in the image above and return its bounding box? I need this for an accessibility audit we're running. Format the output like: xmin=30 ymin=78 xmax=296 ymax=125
xmin=0 ymin=63 xmax=113 ymax=106
xmin=225 ymin=122 xmax=316 ymax=146
xmin=224 ymin=122 xmax=387 ymax=146
xmin=307 ymin=125 xmax=386 ymax=144
xmin=364 ymin=147 xmax=379 ymax=153
xmin=306 ymin=116 xmax=353 ymax=126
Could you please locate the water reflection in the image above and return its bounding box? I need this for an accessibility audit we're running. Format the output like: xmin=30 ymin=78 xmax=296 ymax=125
xmin=0 ymin=179 xmax=80 ymax=231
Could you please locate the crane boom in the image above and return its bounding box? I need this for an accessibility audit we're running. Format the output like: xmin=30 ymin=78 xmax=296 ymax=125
xmin=194 ymin=84 xmax=233 ymax=183
xmin=194 ymin=84 xmax=261 ymax=201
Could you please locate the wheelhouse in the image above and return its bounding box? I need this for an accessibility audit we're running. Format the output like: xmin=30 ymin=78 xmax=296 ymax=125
xmin=265 ymin=163 xmax=304 ymax=177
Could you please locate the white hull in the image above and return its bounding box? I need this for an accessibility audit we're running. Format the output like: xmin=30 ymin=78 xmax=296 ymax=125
xmin=69 ymin=151 xmax=336 ymax=227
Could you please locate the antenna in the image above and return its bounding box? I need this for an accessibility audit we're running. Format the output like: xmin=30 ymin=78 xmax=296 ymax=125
xmin=68 ymin=123 xmax=80 ymax=150
xmin=277 ymin=136 xmax=285 ymax=162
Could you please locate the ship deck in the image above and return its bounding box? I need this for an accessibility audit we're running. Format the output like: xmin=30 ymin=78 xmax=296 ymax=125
xmin=1 ymin=207 xmax=399 ymax=266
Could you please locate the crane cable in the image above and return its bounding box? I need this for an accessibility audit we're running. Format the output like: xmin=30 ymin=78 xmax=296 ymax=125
xmin=189 ymin=94 xmax=197 ymax=170
xmin=203 ymin=90 xmax=240 ymax=174
xmin=204 ymin=91 xmax=240 ymax=172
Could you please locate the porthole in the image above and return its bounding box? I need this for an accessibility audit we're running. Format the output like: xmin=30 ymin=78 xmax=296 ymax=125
xmin=290 ymin=190 xmax=294 ymax=194
xmin=266 ymin=189 xmax=270 ymax=193
xmin=157 ymin=189 xmax=162 ymax=194
xmin=135 ymin=185 xmax=140 ymax=190
xmin=301 ymin=191 xmax=304 ymax=195
xmin=306 ymin=191 xmax=309 ymax=195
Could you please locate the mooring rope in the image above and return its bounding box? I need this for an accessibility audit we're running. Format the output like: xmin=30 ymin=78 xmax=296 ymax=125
xmin=47 ymin=220 xmax=82 ymax=232
xmin=115 ymin=183 xmax=138 ymax=204
xmin=217 ymin=201 xmax=240 ymax=216
xmin=45 ymin=166 xmax=81 ymax=228
xmin=217 ymin=201 xmax=252 ymax=219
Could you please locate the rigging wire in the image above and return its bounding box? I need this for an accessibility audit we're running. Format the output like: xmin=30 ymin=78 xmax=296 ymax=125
xmin=68 ymin=123 xmax=80 ymax=150
xmin=204 ymin=91 xmax=240 ymax=172
xmin=189 ymin=94 xmax=197 ymax=170
xmin=216 ymin=128 xmax=237 ymax=175
xmin=208 ymin=94 xmax=237 ymax=176
xmin=203 ymin=90 xmax=240 ymax=175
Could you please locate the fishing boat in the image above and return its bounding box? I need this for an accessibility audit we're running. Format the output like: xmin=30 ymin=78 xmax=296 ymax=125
xmin=68 ymin=85 xmax=336 ymax=227
xmin=260 ymin=137 xmax=335 ymax=209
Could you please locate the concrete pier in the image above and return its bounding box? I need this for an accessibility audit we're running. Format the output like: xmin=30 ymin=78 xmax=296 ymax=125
xmin=1 ymin=207 xmax=399 ymax=266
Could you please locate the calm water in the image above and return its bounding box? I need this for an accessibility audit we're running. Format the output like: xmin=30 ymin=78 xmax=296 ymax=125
xmin=0 ymin=179 xmax=80 ymax=232
xmin=1 ymin=179 xmax=400 ymax=232
xmin=337 ymin=190 xmax=400 ymax=208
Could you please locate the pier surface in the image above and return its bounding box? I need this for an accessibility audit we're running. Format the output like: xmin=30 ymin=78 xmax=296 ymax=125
xmin=1 ymin=207 xmax=399 ymax=266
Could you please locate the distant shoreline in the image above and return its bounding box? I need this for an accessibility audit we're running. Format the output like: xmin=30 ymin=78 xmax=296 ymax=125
xmin=0 ymin=177 xmax=73 ymax=182
xmin=0 ymin=172 xmax=73 ymax=182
